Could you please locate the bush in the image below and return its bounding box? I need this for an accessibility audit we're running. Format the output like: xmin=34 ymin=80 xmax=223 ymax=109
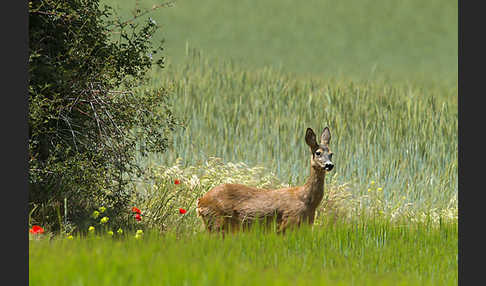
xmin=28 ymin=0 xmax=180 ymax=233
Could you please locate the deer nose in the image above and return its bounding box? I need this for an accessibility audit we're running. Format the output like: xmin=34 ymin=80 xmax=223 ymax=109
xmin=324 ymin=162 xmax=334 ymax=171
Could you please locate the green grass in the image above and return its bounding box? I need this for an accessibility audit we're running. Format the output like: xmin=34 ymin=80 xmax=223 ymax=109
xmin=29 ymin=219 xmax=457 ymax=286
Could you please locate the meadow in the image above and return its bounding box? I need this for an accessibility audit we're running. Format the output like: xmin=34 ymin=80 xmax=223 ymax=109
xmin=29 ymin=219 xmax=457 ymax=286
xmin=30 ymin=0 xmax=458 ymax=285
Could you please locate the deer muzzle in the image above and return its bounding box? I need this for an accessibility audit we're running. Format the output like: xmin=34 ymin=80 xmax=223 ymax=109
xmin=324 ymin=161 xmax=334 ymax=171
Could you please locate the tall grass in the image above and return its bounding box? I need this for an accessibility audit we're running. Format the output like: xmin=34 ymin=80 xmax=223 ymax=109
xmin=29 ymin=219 xmax=457 ymax=286
xmin=100 ymin=0 xmax=457 ymax=215
xmin=136 ymin=52 xmax=457 ymax=214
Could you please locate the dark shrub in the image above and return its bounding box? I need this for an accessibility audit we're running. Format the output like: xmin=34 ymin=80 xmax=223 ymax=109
xmin=29 ymin=0 xmax=180 ymax=233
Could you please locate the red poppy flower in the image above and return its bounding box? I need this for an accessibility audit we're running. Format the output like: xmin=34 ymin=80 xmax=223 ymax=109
xmin=29 ymin=225 xmax=45 ymax=234
xmin=174 ymin=179 xmax=180 ymax=185
xmin=179 ymin=208 xmax=187 ymax=214
xmin=134 ymin=213 xmax=141 ymax=221
xmin=132 ymin=206 xmax=142 ymax=215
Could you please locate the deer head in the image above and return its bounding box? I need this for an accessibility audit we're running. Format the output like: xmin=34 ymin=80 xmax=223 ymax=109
xmin=305 ymin=127 xmax=334 ymax=172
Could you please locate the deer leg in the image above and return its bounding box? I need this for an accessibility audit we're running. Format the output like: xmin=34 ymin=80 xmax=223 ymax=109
xmin=277 ymin=216 xmax=301 ymax=234
xmin=307 ymin=212 xmax=316 ymax=225
xmin=227 ymin=219 xmax=240 ymax=234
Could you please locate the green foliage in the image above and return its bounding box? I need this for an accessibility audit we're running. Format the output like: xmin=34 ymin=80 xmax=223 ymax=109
xmin=28 ymin=0 xmax=180 ymax=232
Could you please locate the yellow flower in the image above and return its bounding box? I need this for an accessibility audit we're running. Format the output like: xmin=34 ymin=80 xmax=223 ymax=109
xmin=402 ymin=196 xmax=406 ymax=200
xmin=67 ymin=235 xmax=74 ymax=240
xmin=377 ymin=187 xmax=383 ymax=192
xmin=135 ymin=229 xmax=144 ymax=239
xmin=367 ymin=188 xmax=371 ymax=192
xmin=92 ymin=210 xmax=100 ymax=219
xmin=99 ymin=206 xmax=107 ymax=213
xmin=117 ymin=228 xmax=123 ymax=235
xmin=100 ymin=216 xmax=109 ymax=224
xmin=135 ymin=230 xmax=143 ymax=239
xmin=370 ymin=181 xmax=375 ymax=185
xmin=107 ymin=230 xmax=114 ymax=236
xmin=88 ymin=226 xmax=95 ymax=232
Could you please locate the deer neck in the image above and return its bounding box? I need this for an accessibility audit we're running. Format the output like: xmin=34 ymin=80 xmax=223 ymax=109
xmin=301 ymin=165 xmax=326 ymax=209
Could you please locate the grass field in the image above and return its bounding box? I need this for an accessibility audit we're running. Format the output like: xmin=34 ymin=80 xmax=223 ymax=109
xmin=106 ymin=0 xmax=457 ymax=85
xmin=30 ymin=0 xmax=457 ymax=285
xmin=29 ymin=219 xmax=457 ymax=286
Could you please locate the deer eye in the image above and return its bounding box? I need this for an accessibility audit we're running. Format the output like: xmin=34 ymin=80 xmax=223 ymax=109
xmin=315 ymin=150 xmax=321 ymax=156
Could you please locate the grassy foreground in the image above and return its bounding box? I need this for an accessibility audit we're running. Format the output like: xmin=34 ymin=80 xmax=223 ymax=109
xmin=29 ymin=219 xmax=457 ymax=286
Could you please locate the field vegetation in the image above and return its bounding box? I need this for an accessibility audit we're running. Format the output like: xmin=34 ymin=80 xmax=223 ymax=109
xmin=30 ymin=0 xmax=457 ymax=285
xmin=143 ymin=53 xmax=457 ymax=218
xmin=30 ymin=219 xmax=457 ymax=286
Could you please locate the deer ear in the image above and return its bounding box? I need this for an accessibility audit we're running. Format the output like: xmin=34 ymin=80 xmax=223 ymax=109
xmin=321 ymin=127 xmax=331 ymax=145
xmin=305 ymin=128 xmax=318 ymax=150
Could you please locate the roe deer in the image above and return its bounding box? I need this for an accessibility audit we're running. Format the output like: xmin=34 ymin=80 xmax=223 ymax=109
xmin=196 ymin=127 xmax=334 ymax=234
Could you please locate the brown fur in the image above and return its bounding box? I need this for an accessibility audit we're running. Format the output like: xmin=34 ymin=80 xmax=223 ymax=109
xmin=196 ymin=127 xmax=334 ymax=234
